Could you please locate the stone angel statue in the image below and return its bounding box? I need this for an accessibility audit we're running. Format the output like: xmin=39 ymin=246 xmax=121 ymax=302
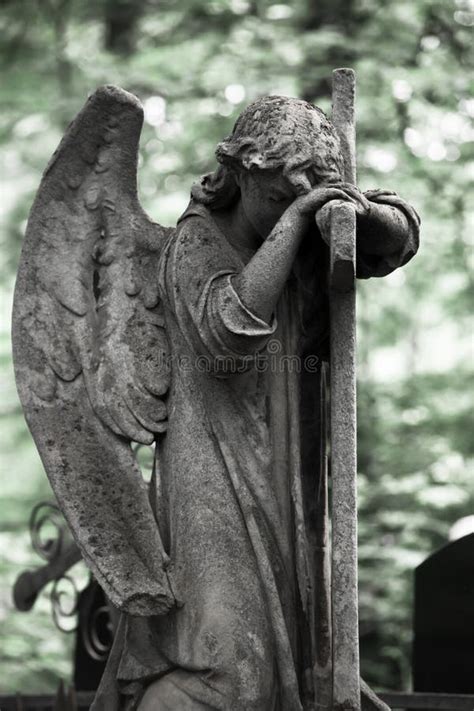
xmin=13 ymin=86 xmax=419 ymax=710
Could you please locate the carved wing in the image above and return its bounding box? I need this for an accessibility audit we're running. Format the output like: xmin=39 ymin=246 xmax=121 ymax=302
xmin=12 ymin=86 xmax=176 ymax=616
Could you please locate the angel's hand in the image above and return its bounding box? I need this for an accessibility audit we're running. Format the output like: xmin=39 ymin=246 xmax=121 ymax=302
xmin=287 ymin=183 xmax=369 ymax=236
xmin=292 ymin=183 xmax=368 ymax=244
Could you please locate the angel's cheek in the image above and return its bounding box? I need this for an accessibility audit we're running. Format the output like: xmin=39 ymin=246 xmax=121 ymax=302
xmin=244 ymin=199 xmax=289 ymax=239
xmin=249 ymin=211 xmax=279 ymax=239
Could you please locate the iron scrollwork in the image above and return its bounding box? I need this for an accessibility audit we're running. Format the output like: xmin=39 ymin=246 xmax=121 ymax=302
xmin=13 ymin=500 xmax=115 ymax=687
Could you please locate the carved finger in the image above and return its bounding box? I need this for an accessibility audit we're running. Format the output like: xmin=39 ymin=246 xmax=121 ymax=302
xmin=339 ymin=185 xmax=371 ymax=211
xmin=125 ymin=387 xmax=168 ymax=434
xmin=310 ymin=188 xmax=358 ymax=211
xmin=104 ymin=389 xmax=154 ymax=445
xmin=364 ymin=189 xmax=398 ymax=200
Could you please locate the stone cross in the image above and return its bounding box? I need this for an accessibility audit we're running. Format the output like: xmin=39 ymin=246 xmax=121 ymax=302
xmin=327 ymin=68 xmax=360 ymax=710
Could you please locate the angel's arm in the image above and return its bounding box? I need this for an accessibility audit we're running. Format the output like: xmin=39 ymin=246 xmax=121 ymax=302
xmin=165 ymin=189 xmax=370 ymax=365
xmin=316 ymin=189 xmax=420 ymax=278
xmin=356 ymin=190 xmax=420 ymax=264
xmin=232 ymin=207 xmax=306 ymax=323
xmin=234 ymin=185 xmax=368 ymax=322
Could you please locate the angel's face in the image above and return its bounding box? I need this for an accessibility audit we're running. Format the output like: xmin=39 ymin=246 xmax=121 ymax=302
xmin=237 ymin=169 xmax=299 ymax=239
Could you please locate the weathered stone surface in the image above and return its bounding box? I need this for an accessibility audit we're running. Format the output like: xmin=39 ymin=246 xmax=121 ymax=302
xmin=330 ymin=68 xmax=361 ymax=711
xmin=330 ymin=201 xmax=360 ymax=711
xmin=13 ymin=76 xmax=420 ymax=710
xmin=12 ymin=86 xmax=175 ymax=617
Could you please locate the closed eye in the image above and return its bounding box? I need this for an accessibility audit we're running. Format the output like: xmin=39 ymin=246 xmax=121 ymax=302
xmin=269 ymin=193 xmax=292 ymax=203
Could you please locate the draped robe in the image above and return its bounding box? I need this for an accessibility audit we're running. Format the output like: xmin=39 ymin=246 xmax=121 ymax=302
xmin=92 ymin=197 xmax=419 ymax=711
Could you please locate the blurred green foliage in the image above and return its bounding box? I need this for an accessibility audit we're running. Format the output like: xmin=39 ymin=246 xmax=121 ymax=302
xmin=0 ymin=0 xmax=473 ymax=695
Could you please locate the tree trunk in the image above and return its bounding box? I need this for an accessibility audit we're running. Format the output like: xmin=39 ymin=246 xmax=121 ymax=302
xmin=104 ymin=0 xmax=145 ymax=55
xmin=299 ymin=0 xmax=361 ymax=101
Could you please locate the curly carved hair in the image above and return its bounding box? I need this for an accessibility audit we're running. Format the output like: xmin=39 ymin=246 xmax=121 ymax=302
xmin=192 ymin=95 xmax=345 ymax=209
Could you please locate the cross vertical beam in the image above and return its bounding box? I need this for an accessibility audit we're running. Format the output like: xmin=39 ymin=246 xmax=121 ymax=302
xmin=329 ymin=68 xmax=361 ymax=710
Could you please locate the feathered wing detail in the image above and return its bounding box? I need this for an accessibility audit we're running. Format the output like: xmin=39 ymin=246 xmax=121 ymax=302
xmin=12 ymin=86 xmax=177 ymax=615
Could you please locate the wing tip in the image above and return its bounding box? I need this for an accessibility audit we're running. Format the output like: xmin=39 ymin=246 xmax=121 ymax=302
xmin=118 ymin=589 xmax=177 ymax=616
xmin=89 ymin=84 xmax=144 ymax=115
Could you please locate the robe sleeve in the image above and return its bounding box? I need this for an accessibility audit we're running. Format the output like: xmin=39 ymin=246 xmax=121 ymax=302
xmin=356 ymin=191 xmax=420 ymax=279
xmin=160 ymin=214 xmax=277 ymax=374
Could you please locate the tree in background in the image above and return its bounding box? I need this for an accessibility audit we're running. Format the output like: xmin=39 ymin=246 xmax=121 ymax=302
xmin=0 ymin=0 xmax=472 ymax=694
xmin=103 ymin=0 xmax=145 ymax=55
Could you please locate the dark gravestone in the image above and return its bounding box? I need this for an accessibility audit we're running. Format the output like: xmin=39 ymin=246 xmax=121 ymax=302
xmin=414 ymin=533 xmax=474 ymax=693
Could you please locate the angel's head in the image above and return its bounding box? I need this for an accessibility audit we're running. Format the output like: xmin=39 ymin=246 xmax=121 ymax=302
xmin=191 ymin=95 xmax=344 ymax=237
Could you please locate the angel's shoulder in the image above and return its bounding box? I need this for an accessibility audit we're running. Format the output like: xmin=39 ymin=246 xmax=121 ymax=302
xmin=160 ymin=204 xmax=235 ymax=298
xmin=169 ymin=202 xmax=226 ymax=258
xmin=177 ymin=202 xmax=221 ymax=234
